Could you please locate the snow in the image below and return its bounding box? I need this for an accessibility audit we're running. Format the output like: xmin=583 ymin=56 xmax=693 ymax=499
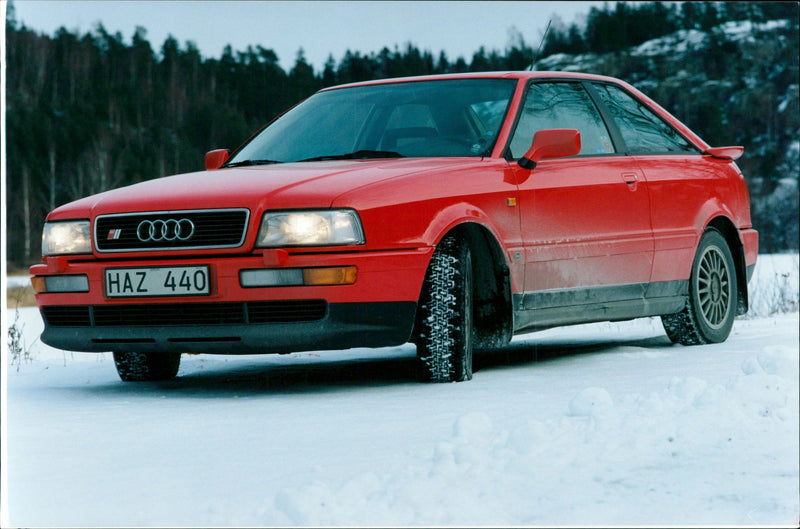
xmin=4 ymin=275 xmax=31 ymax=289
xmin=720 ymin=19 xmax=790 ymax=41
xmin=535 ymin=18 xmax=794 ymax=76
xmin=631 ymin=28 xmax=707 ymax=57
xmin=3 ymin=255 xmax=799 ymax=527
xmin=747 ymin=254 xmax=799 ymax=317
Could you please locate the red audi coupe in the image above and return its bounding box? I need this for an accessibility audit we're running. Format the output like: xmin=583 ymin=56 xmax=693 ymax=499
xmin=31 ymin=71 xmax=758 ymax=382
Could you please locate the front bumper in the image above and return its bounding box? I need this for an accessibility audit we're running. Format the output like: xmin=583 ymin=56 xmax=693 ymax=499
xmin=38 ymin=301 xmax=417 ymax=354
xmin=31 ymin=248 xmax=431 ymax=354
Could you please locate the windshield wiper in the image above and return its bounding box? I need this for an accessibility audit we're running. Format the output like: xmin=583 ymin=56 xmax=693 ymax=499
xmin=223 ymin=159 xmax=283 ymax=168
xmin=298 ymin=150 xmax=404 ymax=162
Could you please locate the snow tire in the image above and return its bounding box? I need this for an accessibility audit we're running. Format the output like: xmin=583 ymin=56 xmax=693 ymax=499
xmin=662 ymin=228 xmax=737 ymax=345
xmin=415 ymin=235 xmax=474 ymax=382
xmin=113 ymin=351 xmax=181 ymax=382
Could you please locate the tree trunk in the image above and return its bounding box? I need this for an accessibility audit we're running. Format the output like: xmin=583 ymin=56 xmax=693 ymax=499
xmin=49 ymin=143 xmax=57 ymax=211
xmin=22 ymin=165 xmax=31 ymax=262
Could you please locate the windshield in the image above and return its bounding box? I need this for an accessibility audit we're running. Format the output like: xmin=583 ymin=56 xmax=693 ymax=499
xmin=227 ymin=78 xmax=517 ymax=164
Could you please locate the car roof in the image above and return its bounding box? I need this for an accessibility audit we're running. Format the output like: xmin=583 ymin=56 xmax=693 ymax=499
xmin=321 ymin=71 xmax=623 ymax=92
xmin=317 ymin=70 xmax=711 ymax=155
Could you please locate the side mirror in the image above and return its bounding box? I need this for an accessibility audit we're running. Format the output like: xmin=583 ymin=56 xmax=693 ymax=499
xmin=518 ymin=129 xmax=581 ymax=169
xmin=205 ymin=149 xmax=230 ymax=170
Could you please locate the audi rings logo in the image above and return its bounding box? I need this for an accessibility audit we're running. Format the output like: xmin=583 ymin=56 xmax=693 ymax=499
xmin=136 ymin=218 xmax=196 ymax=242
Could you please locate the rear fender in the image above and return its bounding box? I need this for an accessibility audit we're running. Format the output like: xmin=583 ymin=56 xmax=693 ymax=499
xmin=705 ymin=216 xmax=750 ymax=315
xmin=694 ymin=197 xmax=738 ymax=243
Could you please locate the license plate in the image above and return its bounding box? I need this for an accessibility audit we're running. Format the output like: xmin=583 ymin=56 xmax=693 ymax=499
xmin=105 ymin=266 xmax=210 ymax=298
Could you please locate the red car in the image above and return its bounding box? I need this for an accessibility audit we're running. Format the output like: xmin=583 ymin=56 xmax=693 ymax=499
xmin=31 ymin=71 xmax=758 ymax=383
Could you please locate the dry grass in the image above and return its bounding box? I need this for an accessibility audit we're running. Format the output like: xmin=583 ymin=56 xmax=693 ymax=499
xmin=6 ymin=282 xmax=34 ymax=369
xmin=7 ymin=284 xmax=36 ymax=309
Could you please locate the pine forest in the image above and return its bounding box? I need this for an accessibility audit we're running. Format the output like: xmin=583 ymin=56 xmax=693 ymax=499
xmin=4 ymin=1 xmax=799 ymax=268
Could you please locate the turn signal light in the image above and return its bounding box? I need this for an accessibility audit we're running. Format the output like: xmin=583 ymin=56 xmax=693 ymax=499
xmin=31 ymin=276 xmax=47 ymax=293
xmin=31 ymin=275 xmax=90 ymax=293
xmin=303 ymin=266 xmax=357 ymax=286
xmin=240 ymin=266 xmax=357 ymax=287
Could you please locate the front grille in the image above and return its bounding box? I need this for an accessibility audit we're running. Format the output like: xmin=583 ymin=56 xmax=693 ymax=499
xmin=248 ymin=300 xmax=327 ymax=323
xmin=42 ymin=301 xmax=328 ymax=327
xmin=93 ymin=303 xmax=246 ymax=326
xmin=95 ymin=209 xmax=249 ymax=252
xmin=42 ymin=306 xmax=92 ymax=326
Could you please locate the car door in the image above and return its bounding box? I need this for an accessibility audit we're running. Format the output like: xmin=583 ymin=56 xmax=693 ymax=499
xmin=589 ymin=81 xmax=706 ymax=291
xmin=507 ymin=81 xmax=654 ymax=326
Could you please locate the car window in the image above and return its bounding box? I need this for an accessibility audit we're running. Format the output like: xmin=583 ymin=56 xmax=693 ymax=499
xmin=591 ymin=82 xmax=695 ymax=154
xmin=380 ymin=104 xmax=439 ymax=150
xmin=469 ymin=99 xmax=508 ymax=133
xmin=228 ymin=79 xmax=517 ymax=163
xmin=273 ymin=98 xmax=376 ymax=160
xmin=508 ymin=82 xmax=616 ymax=159
xmin=385 ymin=104 xmax=437 ymax=129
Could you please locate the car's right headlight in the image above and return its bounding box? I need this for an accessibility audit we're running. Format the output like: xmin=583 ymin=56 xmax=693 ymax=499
xmin=42 ymin=220 xmax=92 ymax=256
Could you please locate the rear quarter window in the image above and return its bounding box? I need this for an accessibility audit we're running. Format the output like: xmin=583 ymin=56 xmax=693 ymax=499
xmin=592 ymin=82 xmax=696 ymax=154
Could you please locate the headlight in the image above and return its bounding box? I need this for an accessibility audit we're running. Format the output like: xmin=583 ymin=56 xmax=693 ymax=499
xmin=42 ymin=220 xmax=92 ymax=256
xmin=256 ymin=210 xmax=365 ymax=247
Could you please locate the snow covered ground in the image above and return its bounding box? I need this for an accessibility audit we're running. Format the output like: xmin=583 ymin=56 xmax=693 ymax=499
xmin=3 ymin=255 xmax=799 ymax=527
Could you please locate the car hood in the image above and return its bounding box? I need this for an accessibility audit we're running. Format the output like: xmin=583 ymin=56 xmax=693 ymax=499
xmin=49 ymin=158 xmax=480 ymax=219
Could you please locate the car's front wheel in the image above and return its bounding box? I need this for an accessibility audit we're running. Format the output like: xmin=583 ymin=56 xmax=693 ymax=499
xmin=415 ymin=234 xmax=474 ymax=382
xmin=113 ymin=351 xmax=181 ymax=381
xmin=662 ymin=228 xmax=738 ymax=345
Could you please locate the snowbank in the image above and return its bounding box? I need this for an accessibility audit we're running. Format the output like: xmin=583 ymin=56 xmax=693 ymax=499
xmin=747 ymin=253 xmax=799 ymax=317
xmin=273 ymin=338 xmax=798 ymax=526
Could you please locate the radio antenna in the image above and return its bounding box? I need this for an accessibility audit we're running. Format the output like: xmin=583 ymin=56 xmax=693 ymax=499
xmin=527 ymin=19 xmax=552 ymax=71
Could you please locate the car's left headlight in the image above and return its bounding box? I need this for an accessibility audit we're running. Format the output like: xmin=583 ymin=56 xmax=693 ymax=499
xmin=256 ymin=209 xmax=365 ymax=247
xmin=42 ymin=220 xmax=92 ymax=256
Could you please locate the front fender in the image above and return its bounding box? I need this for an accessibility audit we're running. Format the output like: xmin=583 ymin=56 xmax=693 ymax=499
xmin=421 ymin=202 xmax=502 ymax=247
xmin=421 ymin=202 xmax=523 ymax=293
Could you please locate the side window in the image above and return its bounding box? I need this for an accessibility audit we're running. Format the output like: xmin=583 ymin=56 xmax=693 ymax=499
xmin=592 ymin=82 xmax=695 ymax=154
xmin=508 ymin=82 xmax=615 ymax=159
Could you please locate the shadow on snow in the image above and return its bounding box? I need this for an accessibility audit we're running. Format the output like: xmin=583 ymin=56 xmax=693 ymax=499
xmin=75 ymin=331 xmax=672 ymax=397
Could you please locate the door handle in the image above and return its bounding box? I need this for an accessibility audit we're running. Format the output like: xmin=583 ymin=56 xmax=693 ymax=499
xmin=621 ymin=172 xmax=639 ymax=190
xmin=622 ymin=172 xmax=638 ymax=184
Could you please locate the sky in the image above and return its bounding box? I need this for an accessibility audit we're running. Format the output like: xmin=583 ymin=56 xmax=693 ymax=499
xmin=7 ymin=0 xmax=611 ymax=71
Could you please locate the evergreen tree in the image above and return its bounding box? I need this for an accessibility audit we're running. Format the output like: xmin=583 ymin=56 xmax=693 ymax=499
xmin=4 ymin=0 xmax=799 ymax=264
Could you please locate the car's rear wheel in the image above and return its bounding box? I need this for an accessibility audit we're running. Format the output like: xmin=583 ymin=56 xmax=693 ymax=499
xmin=415 ymin=234 xmax=474 ymax=382
xmin=662 ymin=229 xmax=737 ymax=345
xmin=113 ymin=351 xmax=181 ymax=381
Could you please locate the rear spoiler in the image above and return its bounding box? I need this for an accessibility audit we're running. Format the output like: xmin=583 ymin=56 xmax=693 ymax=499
xmin=704 ymin=146 xmax=744 ymax=160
